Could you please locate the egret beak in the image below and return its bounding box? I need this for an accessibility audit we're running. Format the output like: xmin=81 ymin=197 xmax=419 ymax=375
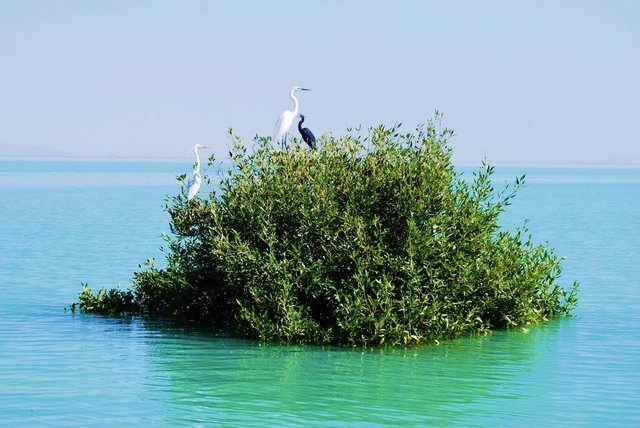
xmin=300 ymin=88 xmax=311 ymax=91
xmin=187 ymin=145 xmax=209 ymax=154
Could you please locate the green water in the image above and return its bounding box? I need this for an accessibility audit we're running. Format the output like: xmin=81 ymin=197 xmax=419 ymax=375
xmin=1 ymin=161 xmax=638 ymax=426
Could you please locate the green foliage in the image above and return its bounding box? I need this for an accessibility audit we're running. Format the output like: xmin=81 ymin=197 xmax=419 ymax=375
xmin=76 ymin=114 xmax=577 ymax=346
xmin=74 ymin=283 xmax=135 ymax=315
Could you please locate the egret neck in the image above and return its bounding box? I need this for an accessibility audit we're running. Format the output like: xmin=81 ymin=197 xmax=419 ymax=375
xmin=193 ymin=147 xmax=201 ymax=173
xmin=289 ymin=88 xmax=300 ymax=117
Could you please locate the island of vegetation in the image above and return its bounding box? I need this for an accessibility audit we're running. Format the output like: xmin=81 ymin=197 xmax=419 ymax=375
xmin=75 ymin=114 xmax=578 ymax=346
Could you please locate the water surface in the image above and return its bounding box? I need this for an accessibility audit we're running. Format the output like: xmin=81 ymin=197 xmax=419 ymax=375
xmin=1 ymin=160 xmax=638 ymax=426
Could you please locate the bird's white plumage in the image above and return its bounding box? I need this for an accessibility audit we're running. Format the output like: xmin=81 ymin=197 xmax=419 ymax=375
xmin=186 ymin=144 xmax=207 ymax=200
xmin=274 ymin=86 xmax=310 ymax=148
xmin=274 ymin=110 xmax=296 ymax=147
xmin=187 ymin=171 xmax=202 ymax=200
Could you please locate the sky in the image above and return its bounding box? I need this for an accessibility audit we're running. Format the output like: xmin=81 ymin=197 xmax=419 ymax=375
xmin=0 ymin=0 xmax=638 ymax=164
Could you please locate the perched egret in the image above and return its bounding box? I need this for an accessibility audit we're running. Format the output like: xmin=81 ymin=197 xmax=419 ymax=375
xmin=187 ymin=144 xmax=208 ymax=200
xmin=274 ymin=86 xmax=310 ymax=149
xmin=297 ymin=114 xmax=317 ymax=150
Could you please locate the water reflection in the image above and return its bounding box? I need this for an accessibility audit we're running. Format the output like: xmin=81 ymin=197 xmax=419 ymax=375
xmin=137 ymin=321 xmax=553 ymax=426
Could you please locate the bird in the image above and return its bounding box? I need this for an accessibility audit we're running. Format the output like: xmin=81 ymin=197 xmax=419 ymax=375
xmin=186 ymin=144 xmax=208 ymax=200
xmin=274 ymin=86 xmax=310 ymax=149
xmin=297 ymin=114 xmax=317 ymax=149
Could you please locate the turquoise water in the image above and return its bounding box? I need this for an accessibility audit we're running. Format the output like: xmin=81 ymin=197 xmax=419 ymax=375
xmin=1 ymin=160 xmax=639 ymax=426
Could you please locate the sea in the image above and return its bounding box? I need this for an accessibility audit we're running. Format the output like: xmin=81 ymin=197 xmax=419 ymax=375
xmin=0 ymin=159 xmax=638 ymax=426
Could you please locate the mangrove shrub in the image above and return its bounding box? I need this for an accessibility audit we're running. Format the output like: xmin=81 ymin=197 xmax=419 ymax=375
xmin=78 ymin=115 xmax=577 ymax=346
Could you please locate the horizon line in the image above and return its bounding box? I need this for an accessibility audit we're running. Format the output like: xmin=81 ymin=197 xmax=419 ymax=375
xmin=1 ymin=154 xmax=639 ymax=169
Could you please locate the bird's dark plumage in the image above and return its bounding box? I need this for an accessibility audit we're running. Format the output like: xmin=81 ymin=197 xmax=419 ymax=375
xmin=297 ymin=115 xmax=317 ymax=150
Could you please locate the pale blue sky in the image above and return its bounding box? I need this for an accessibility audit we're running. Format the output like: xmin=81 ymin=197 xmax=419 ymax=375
xmin=0 ymin=1 xmax=638 ymax=164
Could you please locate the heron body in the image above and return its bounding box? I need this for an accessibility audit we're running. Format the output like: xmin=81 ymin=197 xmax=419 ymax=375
xmin=274 ymin=86 xmax=310 ymax=149
xmin=187 ymin=144 xmax=208 ymax=200
xmin=297 ymin=114 xmax=317 ymax=149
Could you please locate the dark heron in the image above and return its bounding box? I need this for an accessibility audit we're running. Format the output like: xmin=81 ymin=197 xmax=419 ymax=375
xmin=297 ymin=114 xmax=317 ymax=149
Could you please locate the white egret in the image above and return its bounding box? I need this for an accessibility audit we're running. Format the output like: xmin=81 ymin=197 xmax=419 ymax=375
xmin=274 ymin=86 xmax=310 ymax=149
xmin=187 ymin=144 xmax=208 ymax=200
